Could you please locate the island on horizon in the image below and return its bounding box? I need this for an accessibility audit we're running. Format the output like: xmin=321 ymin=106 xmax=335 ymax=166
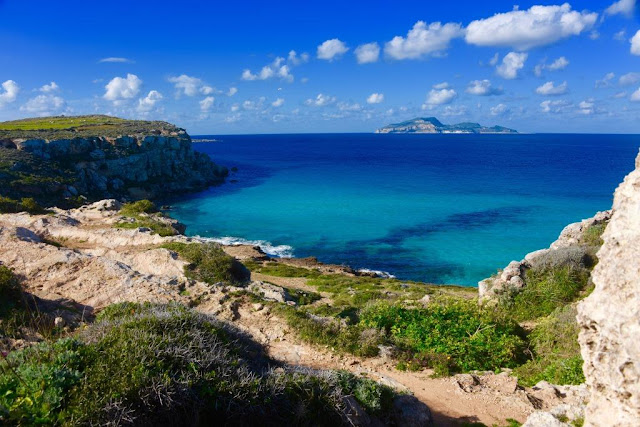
xmin=375 ymin=117 xmax=518 ymax=134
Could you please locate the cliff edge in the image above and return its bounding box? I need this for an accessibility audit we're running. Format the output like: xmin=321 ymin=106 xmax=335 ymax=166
xmin=0 ymin=115 xmax=228 ymax=207
xmin=577 ymin=149 xmax=640 ymax=426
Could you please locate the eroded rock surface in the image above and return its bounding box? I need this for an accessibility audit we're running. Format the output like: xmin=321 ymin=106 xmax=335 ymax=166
xmin=577 ymin=150 xmax=640 ymax=426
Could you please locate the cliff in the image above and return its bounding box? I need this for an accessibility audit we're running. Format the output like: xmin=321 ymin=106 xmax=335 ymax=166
xmin=375 ymin=117 xmax=517 ymax=134
xmin=577 ymin=149 xmax=640 ymax=426
xmin=0 ymin=115 xmax=228 ymax=207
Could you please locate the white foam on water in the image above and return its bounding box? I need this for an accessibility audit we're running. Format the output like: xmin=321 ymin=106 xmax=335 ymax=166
xmin=197 ymin=235 xmax=294 ymax=258
xmin=357 ymin=268 xmax=396 ymax=279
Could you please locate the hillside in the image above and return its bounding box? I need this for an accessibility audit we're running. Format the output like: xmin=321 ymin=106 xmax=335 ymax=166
xmin=375 ymin=117 xmax=517 ymax=134
xmin=0 ymin=115 xmax=228 ymax=209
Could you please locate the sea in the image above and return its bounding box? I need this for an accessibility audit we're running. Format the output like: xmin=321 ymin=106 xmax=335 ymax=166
xmin=165 ymin=133 xmax=640 ymax=286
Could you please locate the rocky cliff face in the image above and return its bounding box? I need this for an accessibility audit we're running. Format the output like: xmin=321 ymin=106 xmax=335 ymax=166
xmin=577 ymin=150 xmax=640 ymax=426
xmin=1 ymin=124 xmax=227 ymax=204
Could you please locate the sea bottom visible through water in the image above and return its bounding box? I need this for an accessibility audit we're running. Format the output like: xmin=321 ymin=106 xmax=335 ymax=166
xmin=166 ymin=133 xmax=639 ymax=286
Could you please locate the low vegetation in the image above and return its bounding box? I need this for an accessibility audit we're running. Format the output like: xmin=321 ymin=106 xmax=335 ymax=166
xmin=115 ymin=200 xmax=177 ymax=236
xmin=0 ymin=302 xmax=398 ymax=425
xmin=162 ymin=241 xmax=249 ymax=284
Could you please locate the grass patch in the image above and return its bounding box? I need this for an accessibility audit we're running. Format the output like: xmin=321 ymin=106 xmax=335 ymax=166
xmin=161 ymin=242 xmax=249 ymax=285
xmin=581 ymin=223 xmax=606 ymax=247
xmin=514 ymin=305 xmax=585 ymax=386
xmin=115 ymin=200 xmax=177 ymax=237
xmin=248 ymin=261 xmax=322 ymax=278
xmin=0 ymin=302 xmax=398 ymax=425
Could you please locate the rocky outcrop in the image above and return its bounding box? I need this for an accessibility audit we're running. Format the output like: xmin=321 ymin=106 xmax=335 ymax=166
xmin=478 ymin=210 xmax=611 ymax=303
xmin=577 ymin=150 xmax=640 ymax=426
xmin=375 ymin=116 xmax=517 ymax=134
xmin=1 ymin=121 xmax=227 ymax=204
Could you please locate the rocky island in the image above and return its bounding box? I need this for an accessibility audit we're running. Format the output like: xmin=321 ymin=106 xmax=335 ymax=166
xmin=375 ymin=117 xmax=517 ymax=134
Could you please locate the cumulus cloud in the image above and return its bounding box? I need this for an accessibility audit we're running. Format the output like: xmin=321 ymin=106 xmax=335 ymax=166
xmin=465 ymin=4 xmax=597 ymax=50
xmin=227 ymin=87 xmax=238 ymax=96
xmin=490 ymin=103 xmax=509 ymax=115
xmin=20 ymin=94 xmax=66 ymax=115
xmin=242 ymin=57 xmax=293 ymax=82
xmin=317 ymin=39 xmax=349 ymax=61
xmin=200 ymin=86 xmax=215 ymax=95
xmin=99 ymin=57 xmax=134 ymax=63
xmin=536 ymin=81 xmax=568 ymax=95
xmin=355 ymin=42 xmax=380 ymax=64
xmin=489 ymin=53 xmax=500 ymax=66
xmin=533 ymin=56 xmax=570 ymax=78
xmin=631 ymin=30 xmax=640 ymax=55
xmin=305 ymin=93 xmax=336 ymax=106
xmin=631 ymin=88 xmax=640 ymax=101
xmin=605 ymin=0 xmax=635 ymax=17
xmin=338 ymin=102 xmax=362 ymax=111
xmin=496 ymin=52 xmax=527 ymax=79
xmin=466 ymin=79 xmax=503 ymax=96
xmin=595 ymin=72 xmax=616 ymax=88
xmin=104 ymin=74 xmax=141 ymax=103
xmin=424 ymin=86 xmax=457 ymax=106
xmin=0 ymin=80 xmax=20 ymax=106
xmin=540 ymin=99 xmax=572 ymax=113
xmin=288 ymin=50 xmax=310 ymax=65
xmin=137 ymin=90 xmax=163 ymax=112
xmin=199 ymin=96 xmax=215 ymax=112
xmin=442 ymin=105 xmax=467 ymax=116
xmin=366 ymin=93 xmax=384 ymax=104
xmin=168 ymin=74 xmax=205 ymax=96
xmin=272 ymin=98 xmax=285 ymax=107
xmin=578 ymin=99 xmax=596 ymax=115
xmin=39 ymin=82 xmax=59 ymax=93
xmin=614 ymin=29 xmax=627 ymax=41
xmin=384 ymin=21 xmax=464 ymax=60
xmin=619 ymin=72 xmax=640 ymax=86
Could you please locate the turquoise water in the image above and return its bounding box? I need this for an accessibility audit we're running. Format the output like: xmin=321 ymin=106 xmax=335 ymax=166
xmin=167 ymin=133 xmax=639 ymax=286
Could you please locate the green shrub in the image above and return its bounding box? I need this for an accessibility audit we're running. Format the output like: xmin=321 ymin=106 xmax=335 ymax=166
xmin=115 ymin=200 xmax=177 ymax=236
xmin=119 ymin=199 xmax=157 ymax=216
xmin=251 ymin=261 xmax=322 ymax=278
xmin=0 ymin=196 xmax=46 ymax=215
xmin=582 ymin=223 xmax=606 ymax=247
xmin=514 ymin=305 xmax=585 ymax=386
xmin=359 ymin=300 xmax=526 ymax=374
xmin=0 ymin=302 xmax=398 ymax=425
xmin=162 ymin=242 xmax=249 ymax=284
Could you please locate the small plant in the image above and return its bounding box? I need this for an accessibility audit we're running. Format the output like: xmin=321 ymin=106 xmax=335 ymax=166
xmin=581 ymin=223 xmax=606 ymax=247
xmin=115 ymin=200 xmax=176 ymax=236
xmin=162 ymin=242 xmax=249 ymax=284
xmin=119 ymin=199 xmax=157 ymax=216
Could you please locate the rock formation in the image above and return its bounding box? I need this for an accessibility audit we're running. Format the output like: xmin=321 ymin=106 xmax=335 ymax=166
xmin=577 ymin=150 xmax=640 ymax=426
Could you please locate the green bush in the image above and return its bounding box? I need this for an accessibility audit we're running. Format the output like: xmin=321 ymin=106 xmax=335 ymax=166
xmin=250 ymin=261 xmax=322 ymax=278
xmin=115 ymin=200 xmax=177 ymax=236
xmin=0 ymin=302 xmax=398 ymax=425
xmin=514 ymin=305 xmax=585 ymax=386
xmin=119 ymin=199 xmax=157 ymax=216
xmin=359 ymin=300 xmax=526 ymax=374
xmin=162 ymin=242 xmax=249 ymax=284
xmin=0 ymin=196 xmax=46 ymax=215
xmin=582 ymin=223 xmax=606 ymax=247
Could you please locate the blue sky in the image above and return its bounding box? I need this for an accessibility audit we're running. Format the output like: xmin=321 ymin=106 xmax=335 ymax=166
xmin=0 ymin=0 xmax=639 ymax=133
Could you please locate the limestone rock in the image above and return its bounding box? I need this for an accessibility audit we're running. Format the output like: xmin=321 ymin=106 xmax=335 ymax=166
xmin=392 ymin=394 xmax=433 ymax=426
xmin=249 ymin=281 xmax=292 ymax=303
xmin=577 ymin=149 xmax=640 ymax=426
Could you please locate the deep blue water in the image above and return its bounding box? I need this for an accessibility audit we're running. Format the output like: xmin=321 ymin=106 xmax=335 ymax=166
xmin=167 ymin=133 xmax=639 ymax=286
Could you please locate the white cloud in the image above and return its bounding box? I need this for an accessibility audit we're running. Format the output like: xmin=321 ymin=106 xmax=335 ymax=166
xmin=433 ymin=82 xmax=450 ymax=89
xmin=137 ymin=90 xmax=163 ymax=112
xmin=199 ymin=96 xmax=215 ymax=112
xmin=355 ymin=42 xmax=380 ymax=64
xmin=465 ymin=4 xmax=597 ymax=50
xmin=384 ymin=21 xmax=464 ymax=60
xmin=338 ymin=102 xmax=362 ymax=111
xmin=631 ymin=88 xmax=640 ymax=101
xmin=466 ymin=79 xmax=502 ymax=96
xmin=99 ymin=57 xmax=134 ymax=63
xmin=200 ymin=86 xmax=215 ymax=95
xmin=242 ymin=57 xmax=293 ymax=82
xmin=20 ymin=94 xmax=66 ymax=115
xmin=631 ymin=30 xmax=640 ymax=55
xmin=0 ymin=80 xmax=20 ymax=106
xmin=605 ymin=0 xmax=636 ymax=17
xmin=590 ymin=30 xmax=600 ymax=40
xmin=39 ymin=82 xmax=59 ymax=93
xmin=489 ymin=53 xmax=500 ymax=66
xmin=168 ymin=74 xmax=203 ymax=97
xmin=272 ymin=98 xmax=285 ymax=107
xmin=442 ymin=105 xmax=467 ymax=116
xmin=614 ymin=91 xmax=628 ymax=98
xmin=614 ymin=29 xmax=627 ymax=41
xmin=288 ymin=50 xmax=309 ymax=65
xmin=227 ymin=87 xmax=238 ymax=96
xmin=490 ymin=103 xmax=509 ymax=115
xmin=619 ymin=72 xmax=640 ymax=86
xmin=548 ymin=56 xmax=569 ymax=71
xmin=103 ymin=74 xmax=142 ymax=103
xmin=230 ymin=104 xmax=240 ymax=112
xmin=317 ymin=39 xmax=349 ymax=61
xmin=578 ymin=99 xmax=595 ymax=115
xmin=595 ymin=72 xmax=616 ymax=88
xmin=366 ymin=93 xmax=384 ymax=104
xmin=305 ymin=93 xmax=336 ymax=106
xmin=540 ymin=99 xmax=572 ymax=113
xmin=496 ymin=52 xmax=527 ymax=79
xmin=425 ymin=87 xmax=457 ymax=106
xmin=536 ymin=81 xmax=568 ymax=95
